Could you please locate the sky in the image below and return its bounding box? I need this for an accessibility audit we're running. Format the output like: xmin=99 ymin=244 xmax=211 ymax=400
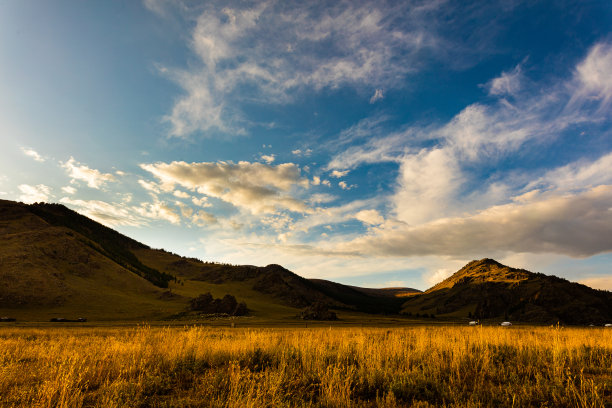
xmin=1 ymin=0 xmax=612 ymax=291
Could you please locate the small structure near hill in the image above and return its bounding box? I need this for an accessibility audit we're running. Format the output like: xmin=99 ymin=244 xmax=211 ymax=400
xmin=0 ymin=317 xmax=16 ymax=322
xmin=500 ymin=321 xmax=512 ymax=326
xmin=300 ymin=302 xmax=338 ymax=321
xmin=605 ymin=324 xmax=612 ymax=327
xmin=468 ymin=320 xmax=479 ymax=326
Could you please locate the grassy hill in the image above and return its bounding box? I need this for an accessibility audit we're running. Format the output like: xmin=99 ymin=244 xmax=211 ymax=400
xmin=400 ymin=258 xmax=612 ymax=324
xmin=0 ymin=199 xmax=415 ymax=321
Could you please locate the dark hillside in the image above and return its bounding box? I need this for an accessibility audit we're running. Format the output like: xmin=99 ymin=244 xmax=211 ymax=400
xmin=27 ymin=202 xmax=173 ymax=288
xmin=401 ymin=258 xmax=612 ymax=324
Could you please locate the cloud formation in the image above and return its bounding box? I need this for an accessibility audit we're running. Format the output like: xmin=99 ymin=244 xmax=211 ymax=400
xmin=62 ymin=157 xmax=115 ymax=189
xmin=340 ymin=185 xmax=612 ymax=258
xmin=158 ymin=1 xmax=442 ymax=137
xmin=572 ymin=41 xmax=612 ymax=107
xmin=18 ymin=184 xmax=51 ymax=203
xmin=21 ymin=147 xmax=45 ymax=162
xmin=141 ymin=160 xmax=310 ymax=214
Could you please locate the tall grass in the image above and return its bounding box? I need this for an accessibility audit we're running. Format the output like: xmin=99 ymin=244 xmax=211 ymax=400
xmin=0 ymin=325 xmax=609 ymax=407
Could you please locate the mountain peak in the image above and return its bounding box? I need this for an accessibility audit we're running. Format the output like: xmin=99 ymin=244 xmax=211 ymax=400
xmin=427 ymin=258 xmax=531 ymax=293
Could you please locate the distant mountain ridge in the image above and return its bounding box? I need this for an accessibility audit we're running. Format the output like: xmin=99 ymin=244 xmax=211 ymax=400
xmin=401 ymin=258 xmax=612 ymax=324
xmin=1 ymin=199 xmax=610 ymax=324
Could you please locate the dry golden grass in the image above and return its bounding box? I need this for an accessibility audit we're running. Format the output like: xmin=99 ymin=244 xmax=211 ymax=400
xmin=0 ymin=325 xmax=610 ymax=407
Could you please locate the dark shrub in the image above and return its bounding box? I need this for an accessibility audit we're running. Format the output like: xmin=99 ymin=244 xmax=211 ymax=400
xmin=189 ymin=293 xmax=248 ymax=316
xmin=300 ymin=302 xmax=338 ymax=320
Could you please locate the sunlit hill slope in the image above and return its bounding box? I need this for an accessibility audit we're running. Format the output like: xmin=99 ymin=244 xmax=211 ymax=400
xmin=400 ymin=258 xmax=612 ymax=324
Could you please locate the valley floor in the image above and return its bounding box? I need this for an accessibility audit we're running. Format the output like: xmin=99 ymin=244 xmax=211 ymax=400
xmin=0 ymin=325 xmax=610 ymax=407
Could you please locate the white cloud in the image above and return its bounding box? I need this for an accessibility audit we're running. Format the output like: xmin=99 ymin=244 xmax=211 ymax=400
xmin=138 ymin=179 xmax=161 ymax=193
xmin=339 ymin=185 xmax=612 ymax=258
xmin=160 ymin=2 xmax=442 ymax=137
xmin=425 ymin=268 xmax=453 ymax=286
xmin=134 ymin=200 xmax=181 ymax=225
xmin=192 ymin=210 xmax=218 ymax=226
xmin=487 ymin=64 xmax=523 ymax=96
xmin=308 ymin=193 xmax=337 ymax=205
xmin=59 ymin=197 xmax=143 ymax=227
xmin=330 ymin=169 xmax=349 ymax=178
xmin=141 ymin=160 xmax=310 ymax=214
xmin=572 ymin=41 xmax=612 ymax=107
xmin=18 ymin=184 xmax=51 ymax=204
xmin=327 ymin=130 xmax=410 ymax=170
xmin=173 ymin=190 xmax=190 ymax=198
xmin=527 ymin=151 xmax=612 ymax=193
xmin=176 ymin=201 xmax=217 ymax=226
xmin=394 ymin=148 xmax=462 ymax=224
xmin=338 ymin=181 xmax=356 ymax=190
xmin=354 ymin=209 xmax=384 ymax=225
xmin=21 ymin=147 xmax=45 ymax=162
xmin=61 ymin=186 xmax=77 ymax=195
xmin=369 ymin=88 xmax=384 ymax=103
xmin=61 ymin=157 xmax=115 ymax=189
xmin=260 ymin=154 xmax=275 ymax=164
xmin=192 ymin=196 xmax=212 ymax=208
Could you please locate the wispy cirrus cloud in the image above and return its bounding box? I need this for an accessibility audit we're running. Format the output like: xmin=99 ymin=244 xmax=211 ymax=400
xmin=155 ymin=1 xmax=444 ymax=137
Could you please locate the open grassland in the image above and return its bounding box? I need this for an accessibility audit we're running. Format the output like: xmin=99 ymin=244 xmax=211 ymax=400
xmin=0 ymin=326 xmax=610 ymax=407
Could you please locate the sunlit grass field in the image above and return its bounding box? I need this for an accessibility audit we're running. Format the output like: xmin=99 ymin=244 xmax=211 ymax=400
xmin=0 ymin=325 xmax=610 ymax=407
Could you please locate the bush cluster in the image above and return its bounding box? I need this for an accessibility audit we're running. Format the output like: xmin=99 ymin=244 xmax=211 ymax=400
xmin=189 ymin=293 xmax=248 ymax=316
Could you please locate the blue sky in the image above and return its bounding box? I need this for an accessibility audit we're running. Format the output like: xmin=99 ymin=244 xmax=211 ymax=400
xmin=2 ymin=0 xmax=612 ymax=290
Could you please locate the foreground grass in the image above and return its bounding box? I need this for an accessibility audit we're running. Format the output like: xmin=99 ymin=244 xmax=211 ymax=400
xmin=0 ymin=326 xmax=610 ymax=407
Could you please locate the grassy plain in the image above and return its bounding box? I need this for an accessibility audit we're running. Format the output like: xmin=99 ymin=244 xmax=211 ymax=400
xmin=0 ymin=325 xmax=610 ymax=407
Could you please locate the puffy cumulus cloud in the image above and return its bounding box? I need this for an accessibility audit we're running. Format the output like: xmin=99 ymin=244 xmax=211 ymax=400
xmin=394 ymin=148 xmax=462 ymax=225
xmin=339 ymin=185 xmax=612 ymax=258
xmin=21 ymin=147 xmax=45 ymax=162
xmin=192 ymin=196 xmax=212 ymax=208
xmin=425 ymin=268 xmax=454 ymax=286
xmin=59 ymin=197 xmax=143 ymax=227
xmin=61 ymin=157 xmax=115 ymax=189
xmin=134 ymin=200 xmax=181 ymax=225
xmin=338 ymin=181 xmax=356 ymax=190
xmin=159 ymin=1 xmax=442 ymax=137
xmin=354 ymin=209 xmax=384 ymax=225
xmin=18 ymin=184 xmax=51 ymax=204
xmin=176 ymin=201 xmax=217 ymax=226
xmin=330 ymin=169 xmax=349 ymax=178
xmin=173 ymin=190 xmax=190 ymax=198
xmin=260 ymin=154 xmax=275 ymax=164
xmin=573 ymin=41 xmax=612 ymax=107
xmin=141 ymin=160 xmax=310 ymax=214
